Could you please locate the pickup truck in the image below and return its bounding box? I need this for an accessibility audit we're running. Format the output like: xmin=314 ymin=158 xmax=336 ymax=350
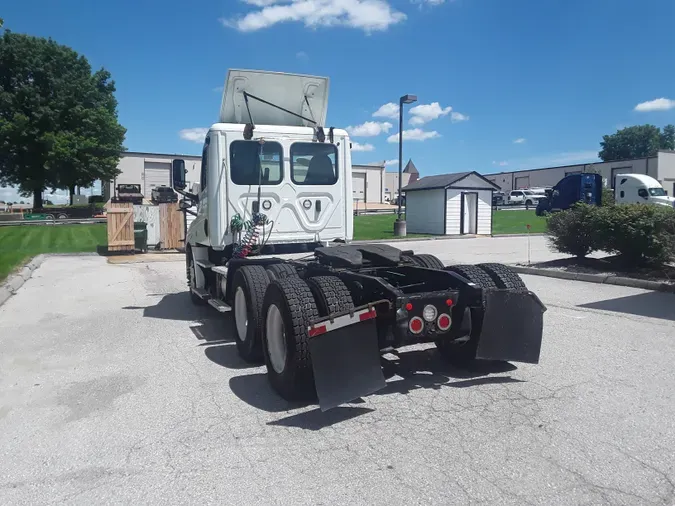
xmin=507 ymin=190 xmax=543 ymax=206
xmin=151 ymin=185 xmax=178 ymax=204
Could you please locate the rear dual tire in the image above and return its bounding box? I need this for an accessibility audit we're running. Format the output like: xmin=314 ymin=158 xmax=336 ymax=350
xmin=231 ymin=265 xmax=270 ymax=363
xmin=262 ymin=275 xmax=354 ymax=402
xmin=437 ymin=263 xmax=526 ymax=366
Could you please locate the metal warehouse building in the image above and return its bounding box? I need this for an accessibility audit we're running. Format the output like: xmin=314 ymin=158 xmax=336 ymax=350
xmin=104 ymin=152 xmax=412 ymax=205
xmin=483 ymin=150 xmax=675 ymax=194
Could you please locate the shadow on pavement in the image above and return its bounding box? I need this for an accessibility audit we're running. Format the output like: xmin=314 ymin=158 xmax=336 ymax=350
xmin=204 ymin=342 xmax=260 ymax=370
xmin=578 ymin=291 xmax=675 ymax=321
xmin=229 ymin=346 xmax=520 ymax=429
xmin=123 ymin=292 xmax=213 ymax=321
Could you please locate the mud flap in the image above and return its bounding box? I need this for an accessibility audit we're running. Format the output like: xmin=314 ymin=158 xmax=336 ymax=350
xmin=476 ymin=290 xmax=546 ymax=364
xmin=308 ymin=318 xmax=386 ymax=412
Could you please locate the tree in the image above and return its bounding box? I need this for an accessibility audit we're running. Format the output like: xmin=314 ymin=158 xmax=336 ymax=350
xmin=599 ymin=124 xmax=675 ymax=162
xmin=0 ymin=31 xmax=126 ymax=208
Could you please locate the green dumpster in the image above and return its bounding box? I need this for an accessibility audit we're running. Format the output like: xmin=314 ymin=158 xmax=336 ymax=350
xmin=134 ymin=222 xmax=148 ymax=253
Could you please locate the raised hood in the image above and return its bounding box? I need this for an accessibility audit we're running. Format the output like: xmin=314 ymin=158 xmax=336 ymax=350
xmin=219 ymin=69 xmax=329 ymax=127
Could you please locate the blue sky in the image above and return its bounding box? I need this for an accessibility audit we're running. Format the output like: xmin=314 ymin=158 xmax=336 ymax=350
xmin=2 ymin=0 xmax=675 ymax=203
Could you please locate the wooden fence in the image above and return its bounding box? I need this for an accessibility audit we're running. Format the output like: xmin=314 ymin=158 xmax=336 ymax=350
xmin=106 ymin=203 xmax=134 ymax=252
xmin=106 ymin=202 xmax=184 ymax=252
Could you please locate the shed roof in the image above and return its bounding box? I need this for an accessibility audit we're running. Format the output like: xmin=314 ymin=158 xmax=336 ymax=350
xmin=402 ymin=171 xmax=499 ymax=192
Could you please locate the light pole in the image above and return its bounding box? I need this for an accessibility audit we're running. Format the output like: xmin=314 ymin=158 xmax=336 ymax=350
xmin=394 ymin=94 xmax=417 ymax=237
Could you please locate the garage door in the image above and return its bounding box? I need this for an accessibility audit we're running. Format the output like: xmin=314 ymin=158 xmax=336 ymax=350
xmin=353 ymin=173 xmax=367 ymax=203
xmin=144 ymin=162 xmax=171 ymax=198
xmin=515 ymin=176 xmax=530 ymax=189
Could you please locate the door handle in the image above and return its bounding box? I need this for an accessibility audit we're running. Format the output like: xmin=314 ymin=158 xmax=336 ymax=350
xmin=315 ymin=200 xmax=322 ymax=212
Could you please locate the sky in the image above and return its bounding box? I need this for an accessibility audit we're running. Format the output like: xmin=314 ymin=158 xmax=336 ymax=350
xmin=2 ymin=0 xmax=675 ymax=204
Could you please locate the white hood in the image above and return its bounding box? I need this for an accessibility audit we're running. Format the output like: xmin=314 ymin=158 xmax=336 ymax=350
xmin=219 ymin=69 xmax=329 ymax=127
xmin=649 ymin=195 xmax=675 ymax=207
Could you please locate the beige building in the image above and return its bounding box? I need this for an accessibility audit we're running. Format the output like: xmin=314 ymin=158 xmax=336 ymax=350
xmin=384 ymin=159 xmax=419 ymax=200
xmin=484 ymin=151 xmax=675 ymax=194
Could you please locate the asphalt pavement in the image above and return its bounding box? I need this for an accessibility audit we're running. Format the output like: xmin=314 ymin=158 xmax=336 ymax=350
xmin=0 ymin=253 xmax=674 ymax=505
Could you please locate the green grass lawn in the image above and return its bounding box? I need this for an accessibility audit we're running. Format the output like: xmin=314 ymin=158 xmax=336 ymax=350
xmin=0 ymin=224 xmax=107 ymax=281
xmin=353 ymin=210 xmax=547 ymax=241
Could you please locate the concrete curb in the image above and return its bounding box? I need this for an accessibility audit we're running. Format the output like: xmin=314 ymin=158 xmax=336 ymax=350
xmin=511 ymin=265 xmax=675 ymax=293
xmin=351 ymin=233 xmax=546 ymax=244
xmin=0 ymin=254 xmax=46 ymax=307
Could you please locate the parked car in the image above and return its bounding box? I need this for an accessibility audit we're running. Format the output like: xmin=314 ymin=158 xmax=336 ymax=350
xmin=492 ymin=192 xmax=505 ymax=206
xmin=151 ymin=185 xmax=178 ymax=204
xmin=507 ymin=190 xmax=543 ymax=206
xmin=113 ymin=184 xmax=144 ymax=205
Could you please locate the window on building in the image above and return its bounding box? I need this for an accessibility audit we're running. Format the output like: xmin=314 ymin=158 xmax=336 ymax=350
xmin=230 ymin=140 xmax=283 ymax=185
xmin=291 ymin=143 xmax=338 ymax=185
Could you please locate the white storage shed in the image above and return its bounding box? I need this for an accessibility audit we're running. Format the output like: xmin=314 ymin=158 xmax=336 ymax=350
xmin=402 ymin=171 xmax=499 ymax=236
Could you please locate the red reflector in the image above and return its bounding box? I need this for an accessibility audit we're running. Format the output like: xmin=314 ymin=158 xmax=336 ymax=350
xmin=405 ymin=302 xmax=413 ymax=311
xmin=445 ymin=299 xmax=454 ymax=307
xmin=359 ymin=309 xmax=377 ymax=321
xmin=309 ymin=325 xmax=327 ymax=338
xmin=437 ymin=313 xmax=451 ymax=331
xmin=409 ymin=317 xmax=424 ymax=334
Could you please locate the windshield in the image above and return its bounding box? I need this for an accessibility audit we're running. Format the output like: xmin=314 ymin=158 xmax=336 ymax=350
xmin=648 ymin=187 xmax=666 ymax=197
xmin=523 ymin=191 xmax=534 ymax=195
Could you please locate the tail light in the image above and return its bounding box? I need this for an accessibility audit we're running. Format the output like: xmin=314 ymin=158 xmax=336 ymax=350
xmin=437 ymin=313 xmax=452 ymax=332
xmin=409 ymin=316 xmax=424 ymax=335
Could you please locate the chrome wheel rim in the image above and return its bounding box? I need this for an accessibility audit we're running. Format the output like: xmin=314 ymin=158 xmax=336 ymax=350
xmin=234 ymin=287 xmax=248 ymax=342
xmin=266 ymin=304 xmax=286 ymax=374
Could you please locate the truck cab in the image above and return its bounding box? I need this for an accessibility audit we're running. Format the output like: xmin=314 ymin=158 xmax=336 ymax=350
xmin=535 ymin=173 xmax=601 ymax=216
xmin=614 ymin=174 xmax=675 ymax=207
xmin=175 ymin=70 xmax=353 ymax=265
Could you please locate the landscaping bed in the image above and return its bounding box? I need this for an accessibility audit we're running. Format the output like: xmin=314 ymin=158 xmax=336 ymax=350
xmin=516 ymin=255 xmax=675 ymax=287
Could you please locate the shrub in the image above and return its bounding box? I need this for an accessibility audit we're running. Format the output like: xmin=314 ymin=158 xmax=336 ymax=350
xmin=601 ymin=187 xmax=615 ymax=206
xmin=545 ymin=203 xmax=598 ymax=258
xmin=546 ymin=203 xmax=675 ymax=265
xmin=594 ymin=204 xmax=675 ymax=266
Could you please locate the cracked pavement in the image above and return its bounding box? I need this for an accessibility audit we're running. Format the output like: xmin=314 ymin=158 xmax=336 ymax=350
xmin=0 ymin=251 xmax=674 ymax=505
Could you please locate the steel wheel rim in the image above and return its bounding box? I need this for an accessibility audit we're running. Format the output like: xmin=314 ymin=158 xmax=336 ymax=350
xmin=266 ymin=304 xmax=286 ymax=374
xmin=234 ymin=287 xmax=248 ymax=342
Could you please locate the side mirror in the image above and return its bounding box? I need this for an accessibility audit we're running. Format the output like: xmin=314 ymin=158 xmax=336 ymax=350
xmin=172 ymin=159 xmax=186 ymax=190
xmin=179 ymin=199 xmax=192 ymax=210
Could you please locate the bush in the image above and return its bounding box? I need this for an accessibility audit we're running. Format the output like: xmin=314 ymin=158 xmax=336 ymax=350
xmin=601 ymin=187 xmax=615 ymax=206
xmin=546 ymin=203 xmax=675 ymax=265
xmin=594 ymin=204 xmax=675 ymax=265
xmin=545 ymin=203 xmax=597 ymax=257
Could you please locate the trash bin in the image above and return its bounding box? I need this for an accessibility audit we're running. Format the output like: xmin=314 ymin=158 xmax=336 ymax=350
xmin=134 ymin=222 xmax=148 ymax=253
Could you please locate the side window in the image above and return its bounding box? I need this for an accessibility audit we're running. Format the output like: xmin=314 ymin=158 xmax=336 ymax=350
xmin=200 ymin=136 xmax=209 ymax=191
xmin=291 ymin=143 xmax=338 ymax=185
xmin=230 ymin=140 xmax=283 ymax=185
xmin=638 ymin=188 xmax=648 ymax=198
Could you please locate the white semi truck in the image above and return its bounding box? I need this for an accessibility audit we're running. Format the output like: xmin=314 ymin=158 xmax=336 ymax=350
xmin=614 ymin=174 xmax=675 ymax=207
xmin=171 ymin=69 xmax=547 ymax=411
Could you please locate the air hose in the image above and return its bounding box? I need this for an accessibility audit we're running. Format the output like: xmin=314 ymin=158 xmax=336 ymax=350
xmin=231 ymin=212 xmax=271 ymax=259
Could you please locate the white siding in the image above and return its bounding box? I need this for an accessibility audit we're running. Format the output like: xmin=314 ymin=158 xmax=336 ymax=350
xmin=406 ymin=189 xmax=445 ymax=235
xmin=445 ymin=189 xmax=492 ymax=235
xmin=445 ymin=190 xmax=461 ymax=234
xmin=476 ymin=190 xmax=492 ymax=235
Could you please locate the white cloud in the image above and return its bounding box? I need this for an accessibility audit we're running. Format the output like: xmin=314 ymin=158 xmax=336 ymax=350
xmin=408 ymin=102 xmax=452 ymax=126
xmin=387 ymin=129 xmax=440 ymax=143
xmin=296 ymin=50 xmax=309 ymax=60
xmin=411 ymin=0 xmax=445 ymax=5
xmin=634 ymin=98 xmax=675 ymax=112
xmin=351 ymin=141 xmax=375 ymax=152
xmin=346 ymin=120 xmax=393 ymax=137
xmin=513 ymin=138 xmax=526 ymax=144
xmin=492 ymin=161 xmax=508 ymax=167
xmin=450 ymin=111 xmax=469 ymax=122
xmin=372 ymin=102 xmax=399 ymax=119
xmin=179 ymin=128 xmax=208 ymax=143
xmin=224 ymin=0 xmax=407 ymax=33
xmin=384 ymin=159 xmax=399 ymax=166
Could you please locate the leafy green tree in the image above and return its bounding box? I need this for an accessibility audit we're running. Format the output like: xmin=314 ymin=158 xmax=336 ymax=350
xmin=0 ymin=31 xmax=126 ymax=208
xmin=599 ymin=124 xmax=675 ymax=162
